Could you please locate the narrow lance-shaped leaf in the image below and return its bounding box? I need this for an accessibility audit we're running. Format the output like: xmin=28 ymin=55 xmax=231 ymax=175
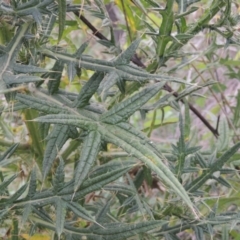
xmin=233 ymin=90 xmax=240 ymax=127
xmin=74 ymin=131 xmax=101 ymax=191
xmin=195 ymin=152 xmax=207 ymax=168
xmin=126 ymin=173 xmax=145 ymax=216
xmin=72 ymin=72 xmax=104 ymax=108
xmin=114 ymin=38 xmax=141 ymax=65
xmin=42 ymin=125 xmax=69 ymax=180
xmin=12 ymin=218 xmax=18 ymax=240
xmin=117 ymin=122 xmax=164 ymax=160
xmin=217 ymin=116 xmax=229 ymax=151
xmin=98 ymin=71 xmax=119 ymax=101
xmin=53 ymin=157 xmax=65 ymax=193
xmin=38 ymin=113 xmax=50 ymax=141
xmin=20 ymin=204 xmax=32 ymax=230
xmin=55 ymin=197 xmax=67 ymax=239
xmin=67 ymin=201 xmax=97 ymax=224
xmin=23 ymin=109 xmax=44 ymax=168
xmin=93 ymin=220 xmax=165 ymax=240
xmin=27 ymin=167 xmax=37 ymax=199
xmin=66 ymin=168 xmax=132 ymax=201
xmin=3 ymin=74 xmax=43 ymax=85
xmin=194 ymin=226 xmax=204 ymax=240
xmin=187 ymin=142 xmax=240 ymax=192
xmin=0 ymin=143 xmax=18 ymax=162
xmin=67 ymin=61 xmax=77 ymax=82
xmin=33 ymin=114 xmax=96 ymax=133
xmin=184 ymin=100 xmax=190 ymax=140
xmin=8 ymin=183 xmax=28 ymax=204
xmin=16 ymin=94 xmax=64 ymax=114
xmin=100 ymin=82 xmax=165 ymax=124
xmin=157 ymin=0 xmax=175 ymax=59
xmin=90 ymin=159 xmax=137 ymax=177
xmin=12 ymin=62 xmax=49 ymax=74
xmin=31 ymin=206 xmax=53 ymax=223
xmin=56 ymin=0 xmax=66 ymax=41
xmin=103 ymin=183 xmax=135 ymax=195
xmin=16 ymin=93 xmax=92 ymax=120
xmin=47 ymin=60 xmax=64 ymax=94
xmin=212 ymin=175 xmax=231 ymax=188
xmin=0 ymin=174 xmax=18 ymax=194
xmin=94 ymin=198 xmax=112 ymax=225
xmin=176 ymin=113 xmax=186 ymax=179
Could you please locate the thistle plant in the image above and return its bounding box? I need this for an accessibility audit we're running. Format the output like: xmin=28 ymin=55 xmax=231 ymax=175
xmin=0 ymin=0 xmax=240 ymax=239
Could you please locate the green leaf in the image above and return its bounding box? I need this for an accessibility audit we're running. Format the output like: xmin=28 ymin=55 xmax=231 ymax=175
xmin=94 ymin=198 xmax=112 ymax=224
xmin=38 ymin=113 xmax=50 ymax=141
xmin=55 ymin=197 xmax=67 ymax=238
xmin=143 ymin=165 xmax=153 ymax=186
xmin=195 ymin=152 xmax=207 ymax=168
xmin=23 ymin=109 xmax=44 ymax=168
xmin=32 ymin=206 xmax=53 ymax=223
xmin=12 ymin=218 xmax=19 ymax=240
xmin=156 ymin=0 xmax=175 ymax=60
xmin=98 ymin=71 xmax=119 ymax=101
xmin=27 ymin=167 xmax=37 ymax=199
xmin=42 ymin=124 xmax=69 ymax=180
xmin=16 ymin=94 xmax=64 ymax=115
xmin=20 ymin=204 xmax=32 ymax=229
xmin=8 ymin=183 xmax=28 ymax=204
xmin=217 ymin=116 xmax=229 ymax=151
xmin=46 ymin=60 xmax=64 ymax=94
xmin=114 ymin=38 xmax=141 ymax=65
xmin=176 ymin=112 xmax=186 ymax=179
xmin=67 ymin=201 xmax=96 ymax=223
xmin=0 ymin=143 xmax=18 ymax=162
xmin=103 ymin=183 xmax=135 ymax=195
xmin=59 ymin=166 xmax=133 ymax=201
xmin=74 ymin=131 xmax=101 ymax=191
xmin=184 ymin=101 xmax=190 ymax=140
xmin=3 ymin=74 xmax=43 ymax=84
xmin=56 ymin=0 xmax=66 ymax=41
xmin=0 ymin=174 xmax=18 ymax=194
xmin=194 ymin=226 xmax=204 ymax=240
xmin=126 ymin=173 xmax=144 ymax=216
xmin=100 ymin=82 xmax=165 ymax=124
xmin=72 ymin=72 xmax=104 ymax=108
xmin=212 ymin=175 xmax=231 ymax=188
xmin=233 ymin=90 xmax=240 ymax=127
xmin=187 ymin=142 xmax=240 ymax=192
xmin=67 ymin=61 xmax=77 ymax=82
xmin=93 ymin=220 xmax=165 ymax=239
xmin=53 ymin=157 xmax=65 ymax=193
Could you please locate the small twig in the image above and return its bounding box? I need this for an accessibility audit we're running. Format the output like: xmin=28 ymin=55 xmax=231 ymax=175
xmin=73 ymin=12 xmax=219 ymax=138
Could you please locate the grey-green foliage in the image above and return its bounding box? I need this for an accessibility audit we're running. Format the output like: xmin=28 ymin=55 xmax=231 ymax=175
xmin=0 ymin=0 xmax=240 ymax=239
